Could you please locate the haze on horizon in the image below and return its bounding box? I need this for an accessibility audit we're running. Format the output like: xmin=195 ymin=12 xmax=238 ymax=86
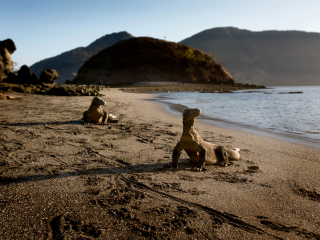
xmin=3 ymin=0 xmax=320 ymax=69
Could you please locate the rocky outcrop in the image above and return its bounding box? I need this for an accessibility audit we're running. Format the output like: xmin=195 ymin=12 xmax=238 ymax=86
xmin=0 ymin=38 xmax=96 ymax=96
xmin=0 ymin=39 xmax=16 ymax=81
xmin=72 ymin=37 xmax=235 ymax=85
xmin=17 ymin=65 xmax=39 ymax=84
xmin=1 ymin=38 xmax=60 ymax=86
xmin=0 ymin=48 xmax=13 ymax=81
xmin=40 ymin=69 xmax=59 ymax=83
xmin=46 ymin=85 xmax=103 ymax=96
xmin=0 ymin=82 xmax=104 ymax=96
xmin=0 ymin=38 xmax=98 ymax=96
xmin=0 ymin=39 xmax=16 ymax=54
xmin=4 ymin=65 xmax=61 ymax=86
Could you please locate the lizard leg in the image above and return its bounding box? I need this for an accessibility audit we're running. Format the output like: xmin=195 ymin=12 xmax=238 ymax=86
xmin=216 ymin=146 xmax=229 ymax=167
xmin=100 ymin=110 xmax=108 ymax=125
xmin=83 ymin=116 xmax=90 ymax=125
xmin=195 ymin=149 xmax=206 ymax=171
xmin=83 ymin=111 xmax=90 ymax=124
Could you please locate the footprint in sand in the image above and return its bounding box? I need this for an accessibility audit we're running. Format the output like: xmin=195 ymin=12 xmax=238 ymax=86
xmin=246 ymin=165 xmax=261 ymax=173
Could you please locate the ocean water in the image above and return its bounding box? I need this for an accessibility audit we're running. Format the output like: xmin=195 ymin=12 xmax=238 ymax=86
xmin=154 ymin=86 xmax=320 ymax=148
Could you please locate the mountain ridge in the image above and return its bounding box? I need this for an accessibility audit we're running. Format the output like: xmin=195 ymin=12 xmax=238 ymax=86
xmin=179 ymin=27 xmax=320 ymax=86
xmin=30 ymin=31 xmax=134 ymax=84
xmin=29 ymin=27 xmax=320 ymax=86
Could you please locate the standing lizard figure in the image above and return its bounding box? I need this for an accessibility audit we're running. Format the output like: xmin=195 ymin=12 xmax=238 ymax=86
xmin=172 ymin=108 xmax=240 ymax=171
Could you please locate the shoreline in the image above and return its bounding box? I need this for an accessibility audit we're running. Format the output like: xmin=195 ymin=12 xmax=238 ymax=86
xmin=1 ymin=89 xmax=320 ymax=239
xmin=143 ymin=90 xmax=320 ymax=153
xmin=150 ymin=91 xmax=320 ymax=150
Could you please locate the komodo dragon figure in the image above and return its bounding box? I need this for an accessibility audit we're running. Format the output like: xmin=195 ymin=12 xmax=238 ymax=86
xmin=172 ymin=108 xmax=240 ymax=171
xmin=83 ymin=96 xmax=118 ymax=125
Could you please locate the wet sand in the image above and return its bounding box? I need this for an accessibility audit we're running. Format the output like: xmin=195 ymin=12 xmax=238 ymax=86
xmin=1 ymin=89 xmax=320 ymax=239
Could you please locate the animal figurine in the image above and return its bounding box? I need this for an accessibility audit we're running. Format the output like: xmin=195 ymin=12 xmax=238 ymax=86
xmin=83 ymin=96 xmax=118 ymax=124
xmin=172 ymin=108 xmax=240 ymax=171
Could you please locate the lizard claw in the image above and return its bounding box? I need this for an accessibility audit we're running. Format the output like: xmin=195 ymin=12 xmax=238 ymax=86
xmin=172 ymin=163 xmax=178 ymax=169
xmin=192 ymin=166 xmax=206 ymax=172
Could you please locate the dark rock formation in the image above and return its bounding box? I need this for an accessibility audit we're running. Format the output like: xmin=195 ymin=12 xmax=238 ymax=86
xmin=279 ymin=91 xmax=303 ymax=94
xmin=0 ymin=82 xmax=104 ymax=96
xmin=72 ymin=37 xmax=234 ymax=85
xmin=40 ymin=69 xmax=59 ymax=83
xmin=17 ymin=65 xmax=39 ymax=84
xmin=0 ymin=39 xmax=16 ymax=81
xmin=4 ymin=64 xmax=60 ymax=86
xmin=0 ymin=39 xmax=16 ymax=54
xmin=4 ymin=72 xmax=18 ymax=83
xmin=0 ymin=37 xmax=103 ymax=96
xmin=0 ymin=48 xmax=12 ymax=81
xmin=46 ymin=85 xmax=103 ymax=96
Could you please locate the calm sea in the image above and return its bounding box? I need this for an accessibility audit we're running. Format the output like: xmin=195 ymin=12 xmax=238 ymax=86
xmin=154 ymin=86 xmax=320 ymax=149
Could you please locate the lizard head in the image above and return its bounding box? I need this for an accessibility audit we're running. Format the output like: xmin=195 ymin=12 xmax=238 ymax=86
xmin=92 ymin=96 xmax=106 ymax=106
xmin=183 ymin=108 xmax=202 ymax=123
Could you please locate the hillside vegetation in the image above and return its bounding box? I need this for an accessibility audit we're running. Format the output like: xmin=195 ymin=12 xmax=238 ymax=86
xmin=30 ymin=27 xmax=320 ymax=86
xmin=180 ymin=27 xmax=320 ymax=86
xmin=72 ymin=37 xmax=235 ymax=85
xmin=30 ymin=32 xmax=134 ymax=84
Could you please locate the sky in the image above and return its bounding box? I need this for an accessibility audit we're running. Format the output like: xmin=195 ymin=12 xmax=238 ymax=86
xmin=2 ymin=0 xmax=320 ymax=69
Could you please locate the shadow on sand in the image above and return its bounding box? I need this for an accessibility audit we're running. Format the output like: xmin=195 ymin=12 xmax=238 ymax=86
xmin=0 ymin=161 xmax=195 ymax=186
xmin=1 ymin=120 xmax=84 ymax=127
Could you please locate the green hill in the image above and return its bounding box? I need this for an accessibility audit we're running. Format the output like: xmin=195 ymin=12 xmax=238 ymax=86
xmin=180 ymin=27 xmax=320 ymax=86
xmin=30 ymin=31 xmax=134 ymax=84
xmin=72 ymin=37 xmax=235 ymax=85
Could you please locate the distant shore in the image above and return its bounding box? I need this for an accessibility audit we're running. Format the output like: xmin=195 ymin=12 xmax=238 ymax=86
xmin=1 ymin=89 xmax=319 ymax=239
xmin=0 ymin=81 xmax=265 ymax=96
xmin=116 ymin=82 xmax=266 ymax=93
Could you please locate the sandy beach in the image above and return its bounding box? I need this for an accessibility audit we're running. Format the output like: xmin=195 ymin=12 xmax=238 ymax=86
xmin=1 ymin=89 xmax=320 ymax=239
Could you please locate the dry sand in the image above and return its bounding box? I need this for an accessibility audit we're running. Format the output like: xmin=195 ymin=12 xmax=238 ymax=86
xmin=0 ymin=89 xmax=320 ymax=239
